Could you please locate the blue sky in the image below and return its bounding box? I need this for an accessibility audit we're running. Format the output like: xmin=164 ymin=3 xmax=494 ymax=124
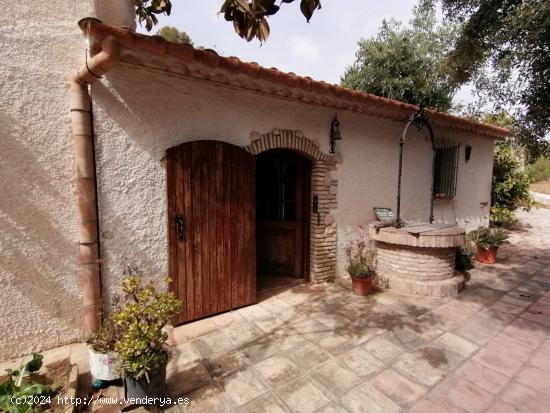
xmin=139 ymin=0 xmax=473 ymax=106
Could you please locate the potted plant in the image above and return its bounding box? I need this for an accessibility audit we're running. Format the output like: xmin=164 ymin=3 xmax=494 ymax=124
xmin=467 ymin=227 xmax=510 ymax=264
xmin=112 ymin=275 xmax=182 ymax=400
xmin=455 ymin=244 xmax=474 ymax=271
xmin=86 ymin=313 xmax=121 ymax=383
xmin=346 ymin=239 xmax=376 ymax=296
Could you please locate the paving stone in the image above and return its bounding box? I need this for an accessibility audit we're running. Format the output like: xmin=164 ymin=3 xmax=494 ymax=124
xmin=516 ymin=366 xmax=550 ymax=397
xmin=490 ymin=300 xmax=527 ymax=316
xmin=485 ymin=335 xmax=532 ymax=362
xmin=254 ymin=355 xmax=301 ymax=388
xmin=452 ymin=360 xmax=509 ymax=395
xmin=315 ymin=331 xmax=355 ymax=356
xmin=315 ymin=402 xmax=349 ymax=413
xmin=284 ymin=342 xmax=330 ymax=371
xmin=445 ymin=377 xmax=493 ymax=413
xmin=539 ymin=339 xmax=550 ymax=355
xmin=310 ymin=359 xmax=362 ymax=396
xmin=184 ymin=384 xmax=230 ymax=413
xmin=310 ymin=312 xmax=352 ymax=329
xmin=224 ymin=322 xmax=264 ymax=347
xmin=409 ymin=395 xmax=467 ymax=413
xmin=290 ymin=318 xmax=330 ymax=341
xmin=341 ymin=382 xmax=401 ymax=413
xmin=338 ymin=347 xmax=386 ymax=378
xmin=275 ymin=376 xmax=330 ymax=413
xmin=193 ymin=330 xmax=235 ymax=358
xmin=370 ymin=368 xmax=427 ymax=407
xmin=241 ymin=337 xmax=282 ymax=364
xmin=472 ymin=347 xmax=523 ymax=377
xmin=387 ymin=328 xmax=428 ymax=351
xmin=486 ymin=400 xmax=533 ymax=413
xmin=210 ymin=311 xmax=245 ymax=328
xmin=236 ymin=304 xmax=273 ymax=321
xmin=220 ymin=368 xmax=267 ymax=407
xmin=362 ymin=335 xmax=406 ymax=364
xmin=415 ymin=345 xmax=464 ymax=372
xmin=253 ymin=316 xmax=286 ymax=333
xmin=167 ymin=361 xmax=212 ymax=395
xmin=237 ymin=393 xmax=288 ymax=413
xmin=501 ymin=382 xmax=550 ymax=413
xmin=271 ymin=327 xmax=307 ymax=351
xmin=205 ymin=350 xmax=249 ymax=378
xmin=170 ymin=341 xmax=201 ymax=367
xmin=392 ymin=351 xmax=446 ymax=387
xmin=433 ymin=332 xmax=479 ymax=358
xmin=172 ymin=318 xmax=217 ymax=341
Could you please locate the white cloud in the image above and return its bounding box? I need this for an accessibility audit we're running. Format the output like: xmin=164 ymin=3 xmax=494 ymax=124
xmin=289 ymin=35 xmax=322 ymax=63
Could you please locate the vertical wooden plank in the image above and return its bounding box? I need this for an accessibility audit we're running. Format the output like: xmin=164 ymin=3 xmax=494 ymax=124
xmin=200 ymin=143 xmax=210 ymax=317
xmin=208 ymin=142 xmax=218 ymax=314
xmin=191 ymin=142 xmax=203 ymax=318
xmin=214 ymin=143 xmax=225 ymax=313
xmin=174 ymin=146 xmax=187 ymax=323
xmin=238 ymin=150 xmax=247 ymax=307
xmin=166 ymin=148 xmax=179 ymax=321
xmin=182 ymin=144 xmax=195 ymax=322
xmin=294 ymin=160 xmax=304 ymax=277
xmin=231 ymin=147 xmax=241 ymax=308
xmin=223 ymin=146 xmax=232 ymax=311
xmin=248 ymin=155 xmax=257 ymax=304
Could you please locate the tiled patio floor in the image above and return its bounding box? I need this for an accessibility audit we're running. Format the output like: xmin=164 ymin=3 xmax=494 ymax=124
xmin=164 ymin=209 xmax=550 ymax=413
xmin=2 ymin=209 xmax=550 ymax=412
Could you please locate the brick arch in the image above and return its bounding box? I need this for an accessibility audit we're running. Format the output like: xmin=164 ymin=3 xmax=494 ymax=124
xmin=245 ymin=129 xmax=339 ymax=284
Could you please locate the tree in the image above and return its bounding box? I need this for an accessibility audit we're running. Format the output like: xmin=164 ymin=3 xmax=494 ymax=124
xmin=156 ymin=26 xmax=193 ymax=45
xmin=436 ymin=0 xmax=550 ymax=159
xmin=340 ymin=3 xmax=458 ymax=112
xmin=483 ymin=113 xmax=533 ymax=227
xmin=134 ymin=0 xmax=321 ymax=42
xmin=491 ymin=141 xmax=533 ymax=227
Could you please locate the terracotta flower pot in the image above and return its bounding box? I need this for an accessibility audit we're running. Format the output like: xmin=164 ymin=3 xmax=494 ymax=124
xmin=350 ymin=276 xmax=374 ymax=296
xmin=475 ymin=246 xmax=498 ymax=264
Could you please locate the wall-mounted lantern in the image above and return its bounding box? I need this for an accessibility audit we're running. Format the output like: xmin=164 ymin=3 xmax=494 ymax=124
xmin=465 ymin=145 xmax=472 ymax=162
xmin=329 ymin=114 xmax=342 ymax=154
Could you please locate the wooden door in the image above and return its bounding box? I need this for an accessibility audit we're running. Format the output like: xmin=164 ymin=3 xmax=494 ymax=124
xmin=256 ymin=150 xmax=310 ymax=278
xmin=166 ymin=140 xmax=256 ymax=324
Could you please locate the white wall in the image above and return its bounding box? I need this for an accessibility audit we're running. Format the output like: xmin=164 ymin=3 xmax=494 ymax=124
xmin=0 ymin=0 xmax=135 ymax=362
xmin=91 ymin=64 xmax=494 ymax=299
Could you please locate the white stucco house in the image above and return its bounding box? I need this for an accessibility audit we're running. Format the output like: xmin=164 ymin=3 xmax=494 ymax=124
xmin=0 ymin=1 xmax=510 ymax=361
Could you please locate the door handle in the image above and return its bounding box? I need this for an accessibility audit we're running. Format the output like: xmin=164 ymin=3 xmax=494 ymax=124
xmin=174 ymin=215 xmax=185 ymax=241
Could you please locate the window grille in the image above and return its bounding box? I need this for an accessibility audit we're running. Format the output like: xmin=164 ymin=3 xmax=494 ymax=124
xmin=433 ymin=141 xmax=460 ymax=200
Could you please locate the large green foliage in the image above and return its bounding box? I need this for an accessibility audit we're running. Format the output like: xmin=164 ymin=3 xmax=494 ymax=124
xmin=156 ymin=26 xmax=193 ymax=45
xmin=437 ymin=0 xmax=550 ymax=158
xmin=0 ymin=354 xmax=52 ymax=413
xmin=341 ymin=3 xmax=458 ymax=111
xmin=113 ymin=276 xmax=182 ymax=380
xmin=491 ymin=141 xmax=533 ymax=226
xmin=134 ymin=0 xmax=321 ymax=42
xmin=528 ymin=157 xmax=550 ymax=183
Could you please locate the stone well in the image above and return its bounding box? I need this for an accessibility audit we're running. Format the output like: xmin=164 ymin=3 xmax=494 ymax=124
xmin=369 ymin=224 xmax=466 ymax=297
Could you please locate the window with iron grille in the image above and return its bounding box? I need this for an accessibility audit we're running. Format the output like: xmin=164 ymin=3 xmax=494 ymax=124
xmin=433 ymin=141 xmax=460 ymax=200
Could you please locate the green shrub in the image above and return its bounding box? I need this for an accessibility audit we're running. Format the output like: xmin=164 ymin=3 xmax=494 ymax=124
xmin=113 ymin=275 xmax=182 ymax=381
xmin=467 ymin=227 xmax=510 ymax=249
xmin=0 ymin=354 xmax=52 ymax=413
xmin=346 ymin=240 xmax=376 ymax=278
xmin=528 ymin=157 xmax=550 ymax=183
xmin=491 ymin=142 xmax=533 ymax=227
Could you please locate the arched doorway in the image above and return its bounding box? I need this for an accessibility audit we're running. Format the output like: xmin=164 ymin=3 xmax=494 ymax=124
xmin=256 ymin=149 xmax=311 ymax=291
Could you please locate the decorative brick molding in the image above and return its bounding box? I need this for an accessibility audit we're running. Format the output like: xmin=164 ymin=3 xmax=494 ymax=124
xmin=245 ymin=129 xmax=339 ymax=283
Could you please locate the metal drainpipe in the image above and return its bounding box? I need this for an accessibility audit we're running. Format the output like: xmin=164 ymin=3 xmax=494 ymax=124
xmin=69 ymin=27 xmax=120 ymax=333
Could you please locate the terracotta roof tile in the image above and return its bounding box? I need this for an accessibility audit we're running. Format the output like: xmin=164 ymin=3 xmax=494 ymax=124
xmin=78 ymin=18 xmax=510 ymax=139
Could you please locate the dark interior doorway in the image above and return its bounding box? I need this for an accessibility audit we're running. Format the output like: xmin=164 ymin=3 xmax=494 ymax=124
xmin=256 ymin=150 xmax=311 ymax=292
